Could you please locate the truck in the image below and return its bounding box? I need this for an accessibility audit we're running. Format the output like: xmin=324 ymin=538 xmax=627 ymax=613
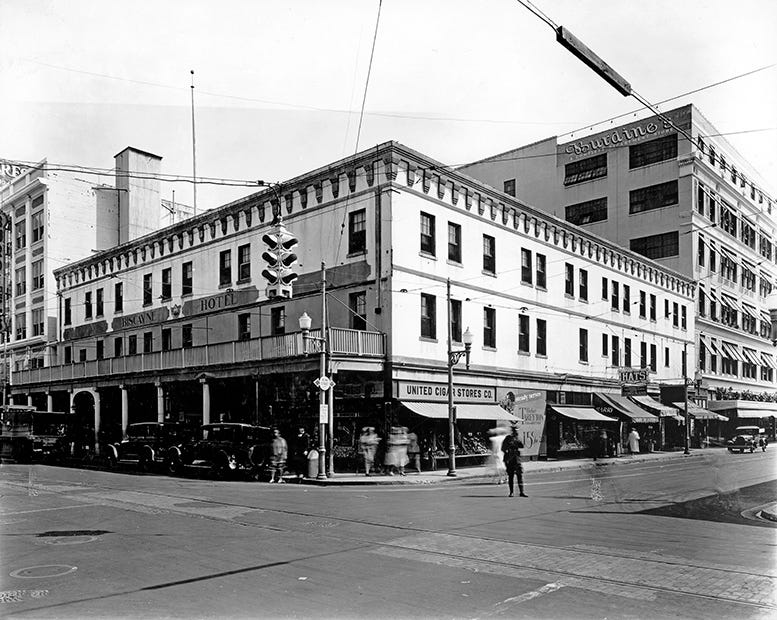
xmin=0 ymin=405 xmax=73 ymax=463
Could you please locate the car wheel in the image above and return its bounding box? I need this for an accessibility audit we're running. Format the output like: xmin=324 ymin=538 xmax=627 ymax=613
xmin=167 ymin=455 xmax=182 ymax=475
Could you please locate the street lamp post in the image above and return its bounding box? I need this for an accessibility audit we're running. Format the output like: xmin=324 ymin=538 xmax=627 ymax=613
xmin=683 ymin=341 xmax=690 ymax=455
xmin=299 ymin=262 xmax=329 ymax=480
xmin=446 ymin=278 xmax=473 ymax=477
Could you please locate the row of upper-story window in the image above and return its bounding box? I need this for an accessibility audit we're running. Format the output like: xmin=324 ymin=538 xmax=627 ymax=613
xmin=12 ymin=308 xmax=45 ymax=341
xmin=697 ymin=287 xmax=772 ymax=341
xmin=698 ymin=337 xmax=776 ymax=382
xmin=696 ymin=137 xmax=773 ymax=214
xmin=12 ymin=196 xmax=45 ymax=250
xmin=696 ymin=232 xmax=776 ymax=297
xmin=13 ymin=260 xmax=45 ymax=297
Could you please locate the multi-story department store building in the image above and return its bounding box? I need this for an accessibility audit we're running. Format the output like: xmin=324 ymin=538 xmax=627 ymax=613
xmin=461 ymin=104 xmax=777 ymax=432
xmin=10 ymin=141 xmax=697 ymax=463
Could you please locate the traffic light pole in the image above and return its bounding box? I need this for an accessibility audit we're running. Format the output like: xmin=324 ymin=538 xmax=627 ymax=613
xmin=317 ymin=262 xmax=327 ymax=480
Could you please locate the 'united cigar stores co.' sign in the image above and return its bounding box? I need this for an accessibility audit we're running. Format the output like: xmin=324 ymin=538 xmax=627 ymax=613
xmin=395 ymin=381 xmax=496 ymax=403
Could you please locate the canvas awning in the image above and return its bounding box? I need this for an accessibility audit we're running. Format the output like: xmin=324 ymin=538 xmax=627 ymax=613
xmin=720 ymin=293 xmax=740 ymax=311
xmin=706 ymin=338 xmax=721 ymax=357
xmin=595 ymin=393 xmax=657 ymax=424
xmin=741 ymin=347 xmax=760 ymax=366
xmin=629 ymin=395 xmax=682 ymax=420
xmin=761 ymin=309 xmax=772 ymax=324
xmin=721 ymin=342 xmax=745 ymax=362
xmin=549 ymin=406 xmax=617 ymax=422
xmin=741 ymin=303 xmax=758 ymax=320
xmin=401 ymin=401 xmax=521 ymax=421
xmin=719 ymin=245 xmax=738 ymax=261
xmin=762 ymin=352 xmax=777 ymax=369
xmin=671 ymin=402 xmax=728 ymax=421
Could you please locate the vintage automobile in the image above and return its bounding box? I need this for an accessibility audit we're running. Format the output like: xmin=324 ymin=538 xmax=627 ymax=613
xmin=107 ymin=422 xmax=193 ymax=472
xmin=180 ymin=423 xmax=272 ymax=479
xmin=0 ymin=406 xmax=73 ymax=463
xmin=726 ymin=426 xmax=767 ymax=454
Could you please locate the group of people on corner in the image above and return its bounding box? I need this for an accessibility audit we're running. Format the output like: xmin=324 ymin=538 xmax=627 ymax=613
xmin=591 ymin=427 xmax=642 ymax=461
xmin=268 ymin=426 xmax=312 ymax=483
xmin=358 ymin=426 xmax=421 ymax=476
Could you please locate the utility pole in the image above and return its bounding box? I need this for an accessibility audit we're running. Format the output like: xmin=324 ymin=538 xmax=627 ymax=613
xmin=190 ymin=70 xmax=198 ymax=216
xmin=683 ymin=341 xmax=690 ymax=455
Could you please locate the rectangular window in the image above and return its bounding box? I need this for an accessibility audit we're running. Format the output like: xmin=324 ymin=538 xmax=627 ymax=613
xmin=84 ymin=291 xmax=93 ymax=319
xmin=79 ymin=349 xmax=87 ymax=362
xmin=564 ymin=153 xmax=607 ymax=185
xmin=482 ymin=235 xmax=496 ymax=274
xmin=602 ymin=277 xmax=608 ymax=300
xmin=32 ymin=308 xmax=44 ymax=336
xmin=664 ymin=299 xmax=670 ymax=319
xmin=664 ymin=347 xmax=670 ymax=367
xmin=649 ymin=294 xmax=656 ymax=321
xmin=182 ymin=262 xmax=193 ymax=296
xmin=349 ymin=292 xmax=367 ymax=331
xmin=270 ymin=307 xmax=285 ymax=336
xmin=64 ymin=346 xmax=72 ymax=364
xmin=348 ymin=209 xmax=366 ymax=254
xmin=536 ymin=254 xmax=546 ymax=288
xmin=579 ymin=329 xmax=588 ymax=362
xmin=15 ymin=267 xmax=25 ymax=296
xmin=650 ymin=344 xmax=657 ymax=372
xmin=160 ymin=268 xmax=172 ymax=300
xmin=483 ymin=307 xmax=496 ymax=348
xmin=143 ymin=332 xmax=153 ymax=353
xmin=640 ymin=342 xmax=647 ymax=369
xmin=629 ymin=180 xmax=679 ymax=214
xmin=448 ymin=222 xmax=462 ymax=263
xmin=450 ymin=299 xmax=462 ymax=343
xmin=64 ymin=298 xmax=72 ymax=325
xmin=565 ymin=263 xmax=574 ymax=296
xmin=31 ymin=260 xmax=44 ymax=290
xmin=521 ymin=249 xmax=532 ymax=284
xmin=219 ymin=250 xmax=232 ymax=286
xmin=114 ymin=337 xmax=123 ymax=357
xmin=536 ymin=319 xmax=546 ymax=356
xmin=239 ymin=313 xmax=253 ymax=340
xmin=579 ymin=268 xmax=588 ymax=301
xmin=602 ymin=333 xmax=608 ymax=357
xmin=503 ymin=179 xmax=516 ymax=196
xmin=611 ymin=335 xmax=620 ymax=367
xmin=611 ymin=281 xmax=619 ymax=311
xmin=94 ymin=288 xmax=103 ymax=316
xmin=31 ymin=211 xmax=44 ymax=243
xmin=115 ymin=282 xmax=123 ymax=312
xmin=629 ymin=134 xmax=678 ymax=168
xmin=672 ymin=301 xmax=679 ymax=327
xmin=518 ymin=314 xmax=530 ymax=353
xmin=182 ymin=324 xmax=193 ymax=349
xmin=622 ymin=284 xmax=630 ymax=313
xmin=15 ymin=221 xmax=26 ymax=249
xmin=96 ymin=340 xmax=104 ymax=360
xmin=565 ymin=197 xmax=608 ymax=225
xmin=698 ymin=236 xmax=705 ymax=266
xmin=238 ymin=244 xmax=251 ymax=281
xmin=624 ymin=338 xmax=632 ymax=367
xmin=639 ymin=290 xmax=646 ymax=318
xmin=420 ymin=293 xmax=436 ymax=339
xmin=128 ymin=335 xmax=137 ymax=355
xmin=681 ymin=305 xmax=687 ymax=330
xmin=630 ymin=231 xmax=679 ymax=260
xmin=143 ymin=273 xmax=153 ymax=305
xmin=420 ymin=212 xmax=435 ymax=255
xmin=161 ymin=328 xmax=172 ymax=352
xmin=720 ymin=204 xmax=738 ymax=238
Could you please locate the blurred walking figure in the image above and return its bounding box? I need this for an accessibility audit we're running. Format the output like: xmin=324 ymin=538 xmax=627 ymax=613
xmin=269 ymin=428 xmax=287 ymax=483
xmin=359 ymin=427 xmax=380 ymax=476
xmin=628 ymin=427 xmax=640 ymax=455
xmin=502 ymin=424 xmax=527 ymax=497
xmin=407 ymin=431 xmax=421 ymax=473
xmin=290 ymin=426 xmax=311 ymax=480
xmin=592 ymin=429 xmax=609 ymax=461
xmin=488 ymin=425 xmax=508 ymax=484
xmin=385 ymin=426 xmax=409 ymax=476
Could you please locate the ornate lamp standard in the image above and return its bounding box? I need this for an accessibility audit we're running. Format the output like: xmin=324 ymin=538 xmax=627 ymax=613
xmin=446 ymin=278 xmax=473 ymax=477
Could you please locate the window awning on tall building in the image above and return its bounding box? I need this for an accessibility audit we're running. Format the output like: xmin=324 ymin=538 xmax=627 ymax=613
xmin=741 ymin=348 xmax=760 ymax=366
xmin=761 ymin=310 xmax=772 ymax=324
xmin=629 ymin=395 xmax=682 ymax=420
xmin=549 ymin=406 xmax=617 ymax=422
xmin=671 ymin=402 xmax=728 ymax=421
xmin=400 ymin=401 xmax=521 ymax=421
xmin=721 ymin=342 xmax=745 ymax=362
xmin=720 ymin=293 xmax=741 ymax=311
xmin=706 ymin=338 xmax=721 ymax=357
xmin=741 ymin=303 xmax=758 ymax=320
xmin=719 ymin=245 xmax=738 ymax=261
xmin=595 ymin=393 xmax=657 ymax=423
xmin=762 ymin=352 xmax=777 ymax=369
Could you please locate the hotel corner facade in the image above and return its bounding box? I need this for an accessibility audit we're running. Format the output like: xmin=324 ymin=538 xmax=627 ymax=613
xmin=9 ymin=142 xmax=695 ymax=460
xmin=461 ymin=104 xmax=777 ymax=427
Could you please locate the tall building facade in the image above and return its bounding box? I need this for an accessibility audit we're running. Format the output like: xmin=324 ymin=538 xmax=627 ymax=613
xmin=10 ymin=142 xmax=696 ymax=460
xmin=461 ymin=105 xmax=777 ymax=425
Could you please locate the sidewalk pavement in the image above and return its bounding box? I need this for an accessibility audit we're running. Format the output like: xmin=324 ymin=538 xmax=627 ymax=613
xmin=295 ymin=448 xmax=712 ymax=486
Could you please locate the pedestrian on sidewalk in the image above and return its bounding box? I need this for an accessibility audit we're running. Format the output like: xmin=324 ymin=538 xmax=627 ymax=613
xmin=359 ymin=427 xmax=380 ymax=476
xmin=488 ymin=424 xmax=508 ymax=484
xmin=385 ymin=426 xmax=409 ymax=476
xmin=407 ymin=431 xmax=421 ymax=473
xmin=592 ymin=429 xmax=609 ymax=461
xmin=269 ymin=427 xmax=288 ymax=483
xmin=628 ymin=427 xmax=640 ymax=455
xmin=290 ymin=426 xmax=311 ymax=481
xmin=501 ymin=424 xmax=527 ymax=497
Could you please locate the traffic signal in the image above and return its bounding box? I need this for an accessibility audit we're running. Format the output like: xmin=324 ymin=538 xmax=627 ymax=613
xmin=261 ymin=219 xmax=299 ymax=298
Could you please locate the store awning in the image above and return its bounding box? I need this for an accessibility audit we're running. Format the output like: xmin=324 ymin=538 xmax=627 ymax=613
xmin=721 ymin=342 xmax=745 ymax=362
xmin=549 ymin=406 xmax=617 ymax=422
xmin=741 ymin=303 xmax=758 ymax=320
xmin=706 ymin=338 xmax=721 ymax=357
xmin=595 ymin=393 xmax=657 ymax=423
xmin=401 ymin=401 xmax=521 ymax=421
xmin=720 ymin=293 xmax=740 ymax=311
xmin=671 ymin=402 xmax=728 ymax=421
xmin=629 ymin=395 xmax=682 ymax=420
xmin=762 ymin=353 xmax=777 ymax=369
xmin=719 ymin=245 xmax=738 ymax=261
xmin=741 ymin=347 xmax=760 ymax=366
xmin=761 ymin=310 xmax=772 ymax=324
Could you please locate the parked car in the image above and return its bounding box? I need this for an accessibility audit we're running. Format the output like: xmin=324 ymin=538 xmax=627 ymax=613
xmin=727 ymin=426 xmax=767 ymax=454
xmin=180 ymin=423 xmax=273 ymax=479
xmin=0 ymin=406 xmax=72 ymax=463
xmin=107 ymin=422 xmax=193 ymax=472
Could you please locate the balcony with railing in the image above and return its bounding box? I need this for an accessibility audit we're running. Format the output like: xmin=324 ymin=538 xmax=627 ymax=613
xmin=12 ymin=327 xmax=385 ymax=386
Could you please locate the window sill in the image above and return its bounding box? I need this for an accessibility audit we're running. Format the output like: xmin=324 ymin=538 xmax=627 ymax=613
xmin=419 ymin=336 xmax=438 ymax=343
xmin=517 ymin=349 xmax=530 ymax=356
xmin=447 ymin=259 xmax=463 ymax=268
xmin=143 ymin=303 xmax=152 ymax=308
xmin=160 ymin=296 xmax=172 ymax=303
xmin=536 ymin=286 xmax=547 ymax=292
xmin=564 ymin=294 xmax=574 ymax=300
xmin=347 ymin=250 xmax=367 ymax=258
xmin=419 ymin=252 xmax=437 ymax=260
xmin=181 ymin=292 xmax=193 ymax=299
xmin=236 ymin=278 xmax=252 ymax=286
xmin=536 ymin=354 xmax=547 ymax=359
xmin=579 ymin=360 xmax=589 ymax=365
xmin=520 ymin=280 xmax=533 ymax=287
xmin=218 ymin=282 xmax=232 ymax=289
xmin=482 ymin=270 xmax=496 ymax=278
xmin=482 ymin=346 xmax=497 ymax=352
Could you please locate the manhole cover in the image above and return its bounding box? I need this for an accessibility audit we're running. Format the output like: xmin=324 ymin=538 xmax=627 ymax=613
xmin=37 ymin=530 xmax=111 ymax=537
xmin=40 ymin=536 xmax=98 ymax=545
xmin=10 ymin=565 xmax=77 ymax=579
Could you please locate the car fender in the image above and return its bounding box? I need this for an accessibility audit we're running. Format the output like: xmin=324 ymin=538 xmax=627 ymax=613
xmin=106 ymin=443 xmax=119 ymax=461
xmin=167 ymin=446 xmax=182 ymax=460
xmin=143 ymin=446 xmax=155 ymax=462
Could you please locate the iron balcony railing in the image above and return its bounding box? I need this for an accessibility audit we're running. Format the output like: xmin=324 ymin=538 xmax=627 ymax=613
xmin=12 ymin=327 xmax=385 ymax=386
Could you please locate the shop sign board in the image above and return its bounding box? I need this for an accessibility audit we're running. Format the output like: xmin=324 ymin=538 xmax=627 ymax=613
xmin=619 ymin=368 xmax=650 ymax=384
xmin=496 ymin=388 xmax=546 ymax=458
xmin=63 ymin=320 xmax=108 ymax=341
xmin=395 ymin=380 xmax=496 ymax=403
xmin=181 ymin=286 xmax=259 ymax=318
xmin=111 ymin=307 xmax=169 ymax=332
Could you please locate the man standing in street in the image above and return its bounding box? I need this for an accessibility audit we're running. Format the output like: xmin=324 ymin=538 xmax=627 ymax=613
xmin=269 ymin=428 xmax=288 ymax=483
xmin=290 ymin=426 xmax=311 ymax=481
xmin=502 ymin=424 xmax=527 ymax=498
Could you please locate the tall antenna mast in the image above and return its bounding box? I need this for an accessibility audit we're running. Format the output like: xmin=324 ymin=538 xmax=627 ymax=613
xmin=190 ymin=69 xmax=198 ymax=216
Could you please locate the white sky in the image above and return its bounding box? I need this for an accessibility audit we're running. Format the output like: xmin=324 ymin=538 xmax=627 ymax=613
xmin=1 ymin=0 xmax=775 ymax=210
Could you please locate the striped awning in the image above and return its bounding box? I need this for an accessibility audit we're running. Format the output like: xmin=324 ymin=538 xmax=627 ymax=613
xmin=741 ymin=303 xmax=758 ymax=320
xmin=720 ymin=293 xmax=740 ymax=311
xmin=629 ymin=395 xmax=682 ymax=420
xmin=721 ymin=342 xmax=744 ymax=362
xmin=706 ymin=339 xmax=721 ymax=357
xmin=762 ymin=352 xmax=777 ymax=369
xmin=595 ymin=393 xmax=657 ymax=424
xmin=672 ymin=402 xmax=729 ymax=421
xmin=741 ymin=348 xmax=760 ymax=366
xmin=401 ymin=401 xmax=521 ymax=421
xmin=549 ymin=406 xmax=617 ymax=422
xmin=719 ymin=245 xmax=738 ymax=261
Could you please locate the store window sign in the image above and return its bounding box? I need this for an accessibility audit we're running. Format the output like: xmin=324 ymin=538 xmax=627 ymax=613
xmin=396 ymin=381 xmax=496 ymax=403
xmin=497 ymin=388 xmax=547 ymax=458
